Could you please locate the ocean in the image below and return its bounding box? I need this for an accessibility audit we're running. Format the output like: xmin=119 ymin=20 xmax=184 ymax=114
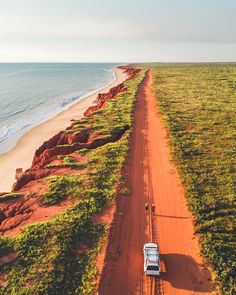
xmin=0 ymin=63 xmax=118 ymax=155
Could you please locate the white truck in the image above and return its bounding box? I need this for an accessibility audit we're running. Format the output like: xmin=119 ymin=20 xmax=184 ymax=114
xmin=143 ymin=243 xmax=161 ymax=276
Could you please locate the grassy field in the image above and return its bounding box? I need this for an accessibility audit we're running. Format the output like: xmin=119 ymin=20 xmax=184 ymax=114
xmin=0 ymin=69 xmax=145 ymax=294
xmin=151 ymin=64 xmax=236 ymax=295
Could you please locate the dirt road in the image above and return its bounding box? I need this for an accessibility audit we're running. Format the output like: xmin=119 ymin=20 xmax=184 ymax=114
xmin=99 ymin=70 xmax=215 ymax=294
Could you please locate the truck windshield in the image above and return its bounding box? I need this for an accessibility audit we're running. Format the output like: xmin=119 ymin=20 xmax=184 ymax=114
xmin=147 ymin=266 xmax=159 ymax=271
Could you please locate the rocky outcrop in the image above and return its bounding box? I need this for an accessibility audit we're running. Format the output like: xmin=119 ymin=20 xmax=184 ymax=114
xmin=58 ymin=129 xmax=90 ymax=145
xmin=15 ymin=168 xmax=23 ymax=181
xmin=118 ymin=67 xmax=141 ymax=79
xmin=34 ymin=131 xmax=64 ymax=158
xmin=31 ymin=129 xmax=90 ymax=170
xmin=31 ymin=145 xmax=81 ymax=171
xmin=0 ymin=194 xmax=73 ymax=236
xmin=13 ymin=169 xmax=51 ymax=191
xmin=0 ymin=195 xmax=32 ymax=232
xmin=84 ymin=83 xmax=127 ymax=117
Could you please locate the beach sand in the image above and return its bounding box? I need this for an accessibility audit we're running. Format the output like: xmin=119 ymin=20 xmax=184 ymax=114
xmin=0 ymin=67 xmax=127 ymax=192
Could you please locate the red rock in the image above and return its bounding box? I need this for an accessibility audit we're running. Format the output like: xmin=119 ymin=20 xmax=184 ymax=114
xmin=15 ymin=168 xmax=23 ymax=180
xmin=84 ymin=83 xmax=127 ymax=117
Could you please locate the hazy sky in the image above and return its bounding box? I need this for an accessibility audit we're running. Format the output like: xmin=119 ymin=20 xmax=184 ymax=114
xmin=0 ymin=0 xmax=236 ymax=62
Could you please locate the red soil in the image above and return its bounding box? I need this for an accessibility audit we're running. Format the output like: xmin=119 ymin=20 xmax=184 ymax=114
xmin=99 ymin=71 xmax=215 ymax=294
xmin=93 ymin=204 xmax=116 ymax=291
xmin=0 ymin=193 xmax=73 ymax=237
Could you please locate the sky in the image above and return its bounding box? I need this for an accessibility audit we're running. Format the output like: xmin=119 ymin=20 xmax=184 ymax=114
xmin=0 ymin=0 xmax=236 ymax=62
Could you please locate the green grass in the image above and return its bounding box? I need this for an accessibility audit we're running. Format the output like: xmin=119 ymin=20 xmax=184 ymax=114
xmin=46 ymin=155 xmax=87 ymax=170
xmin=42 ymin=175 xmax=85 ymax=205
xmin=151 ymin=64 xmax=236 ymax=295
xmin=76 ymin=148 xmax=90 ymax=156
xmin=0 ymin=69 xmax=145 ymax=294
xmin=0 ymin=193 xmax=23 ymax=201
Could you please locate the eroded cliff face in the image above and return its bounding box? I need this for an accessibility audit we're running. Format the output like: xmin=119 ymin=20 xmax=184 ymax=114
xmin=13 ymin=67 xmax=140 ymax=191
xmin=84 ymin=84 xmax=127 ymax=117
xmin=0 ymin=67 xmax=140 ymax=237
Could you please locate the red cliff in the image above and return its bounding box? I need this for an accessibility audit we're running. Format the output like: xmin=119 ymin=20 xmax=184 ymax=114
xmin=12 ymin=67 xmax=140 ymax=191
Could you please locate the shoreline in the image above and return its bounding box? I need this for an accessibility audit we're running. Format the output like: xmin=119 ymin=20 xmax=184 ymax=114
xmin=0 ymin=67 xmax=127 ymax=192
xmin=0 ymin=67 xmax=116 ymax=156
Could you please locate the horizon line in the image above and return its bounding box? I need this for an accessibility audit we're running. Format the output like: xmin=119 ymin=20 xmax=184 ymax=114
xmin=1 ymin=61 xmax=236 ymax=64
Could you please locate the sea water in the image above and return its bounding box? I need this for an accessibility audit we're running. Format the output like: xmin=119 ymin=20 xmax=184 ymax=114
xmin=0 ymin=63 xmax=118 ymax=155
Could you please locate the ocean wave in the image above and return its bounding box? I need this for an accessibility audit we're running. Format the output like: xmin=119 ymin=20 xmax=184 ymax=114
xmin=0 ymin=65 xmax=116 ymax=155
xmin=0 ymin=93 xmax=80 ymax=146
xmin=0 ymin=126 xmax=9 ymax=143
xmin=0 ymin=121 xmax=32 ymax=144
xmin=60 ymin=95 xmax=80 ymax=108
xmin=8 ymin=107 xmax=29 ymax=117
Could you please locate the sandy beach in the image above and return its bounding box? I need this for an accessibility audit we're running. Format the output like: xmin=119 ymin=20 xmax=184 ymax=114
xmin=0 ymin=67 xmax=127 ymax=192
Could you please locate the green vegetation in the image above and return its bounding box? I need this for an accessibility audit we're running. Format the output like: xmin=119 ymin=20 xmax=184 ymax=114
xmin=76 ymin=148 xmax=90 ymax=156
xmin=63 ymin=156 xmax=77 ymax=164
xmin=42 ymin=175 xmax=84 ymax=205
xmin=0 ymin=193 xmax=23 ymax=201
xmin=0 ymin=69 xmax=145 ymax=294
xmin=46 ymin=157 xmax=87 ymax=170
xmin=152 ymin=64 xmax=236 ymax=295
xmin=0 ymin=202 xmax=105 ymax=295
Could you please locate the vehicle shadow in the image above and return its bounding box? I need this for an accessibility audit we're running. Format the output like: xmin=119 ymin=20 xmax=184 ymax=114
xmin=156 ymin=214 xmax=190 ymax=219
xmin=161 ymin=253 xmax=215 ymax=292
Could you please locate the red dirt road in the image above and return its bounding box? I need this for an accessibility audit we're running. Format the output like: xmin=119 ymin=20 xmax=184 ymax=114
xmin=99 ymin=71 xmax=215 ymax=294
